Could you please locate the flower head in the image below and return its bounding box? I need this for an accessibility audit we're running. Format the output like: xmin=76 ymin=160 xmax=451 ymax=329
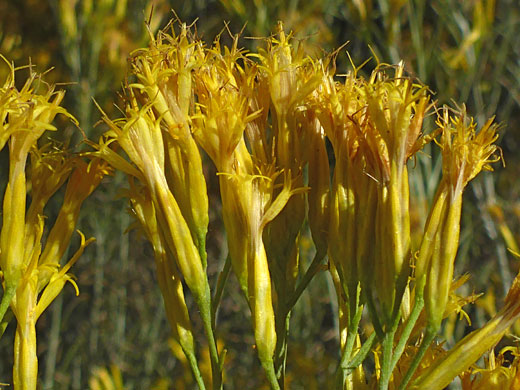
xmin=414 ymin=107 xmax=500 ymax=332
xmin=193 ymin=36 xmax=260 ymax=172
xmin=437 ymin=105 xmax=500 ymax=197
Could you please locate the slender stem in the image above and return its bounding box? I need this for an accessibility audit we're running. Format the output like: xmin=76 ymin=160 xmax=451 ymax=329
xmin=334 ymin=332 xmax=377 ymax=389
xmin=273 ymin=314 xmax=285 ymax=382
xmin=274 ymin=287 xmax=291 ymax=388
xmin=379 ymin=295 xmax=406 ymax=390
xmin=184 ymin=347 xmax=207 ymax=390
xmin=197 ymin=285 xmax=222 ymax=390
xmin=0 ymin=283 xmax=16 ymax=332
xmin=346 ymin=331 xmax=377 ymax=370
xmin=212 ymin=254 xmax=231 ymax=328
xmin=0 ymin=308 xmax=13 ymax=340
xmin=345 ymin=308 xmax=364 ymax=361
xmin=335 ymin=306 xmax=363 ymax=389
xmin=379 ymin=326 xmax=397 ymax=390
xmin=276 ymin=314 xmax=290 ymax=389
xmin=397 ymin=325 xmax=437 ymax=390
xmin=285 ymin=250 xmax=326 ymax=312
xmin=262 ymin=359 xmax=281 ymax=390
xmin=202 ymin=314 xmax=222 ymax=390
xmin=390 ymin=293 xmax=425 ymax=372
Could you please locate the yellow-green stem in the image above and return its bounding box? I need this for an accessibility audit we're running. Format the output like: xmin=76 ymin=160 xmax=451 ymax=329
xmin=335 ymin=304 xmax=363 ymax=389
xmin=379 ymin=326 xmax=397 ymax=390
xmin=391 ymin=292 xmax=425 ymax=375
xmin=195 ymin=285 xmax=222 ymax=390
xmin=398 ymin=324 xmax=437 ymax=390
xmin=0 ymin=284 xmax=16 ymax=330
xmin=183 ymin=345 xmax=207 ymax=390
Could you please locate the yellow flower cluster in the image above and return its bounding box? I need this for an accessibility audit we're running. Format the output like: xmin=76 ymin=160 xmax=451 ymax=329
xmin=93 ymin=24 xmax=219 ymax=390
xmin=3 ymin=14 xmax=518 ymax=390
xmin=90 ymin=20 xmax=514 ymax=390
xmin=0 ymin=58 xmax=108 ymax=389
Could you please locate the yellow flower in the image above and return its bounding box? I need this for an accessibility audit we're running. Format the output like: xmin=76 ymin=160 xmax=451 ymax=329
xmin=0 ymin=59 xmax=74 ymax=313
xmin=415 ymin=106 xmax=499 ymax=331
xmin=192 ymin=33 xmax=260 ymax=296
xmin=303 ymin=109 xmax=330 ymax=255
xmin=254 ymin=22 xmax=322 ymax=123
xmin=0 ymin=61 xmax=104 ymax=389
xmin=99 ymin=105 xmax=207 ymax=304
xmin=95 ymin=22 xmax=225 ymax=388
xmin=315 ymin=62 xmax=433 ymax=325
xmin=38 ymin=157 xmax=109 ymax=287
xmin=310 ymin=68 xmax=371 ymax=318
xmin=362 ymin=63 xmax=431 ymax=322
xmin=437 ymin=105 xmax=499 ymax=193
xmin=195 ymin=65 xmax=304 ymax=375
xmin=192 ymin=31 xmax=310 ymax=387
xmin=217 ymin=167 xmax=303 ymax=385
xmin=253 ymin=24 xmax=323 ymax=310
xmin=129 ymin=24 xmax=209 ymax=262
xmin=8 ymin=153 xmax=105 ymax=390
xmin=0 ymin=65 xmax=100 ymax=390
xmin=193 ymin=36 xmax=259 ymax=173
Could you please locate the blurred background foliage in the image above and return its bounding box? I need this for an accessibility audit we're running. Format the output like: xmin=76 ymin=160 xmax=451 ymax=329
xmin=1 ymin=0 xmax=520 ymax=389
